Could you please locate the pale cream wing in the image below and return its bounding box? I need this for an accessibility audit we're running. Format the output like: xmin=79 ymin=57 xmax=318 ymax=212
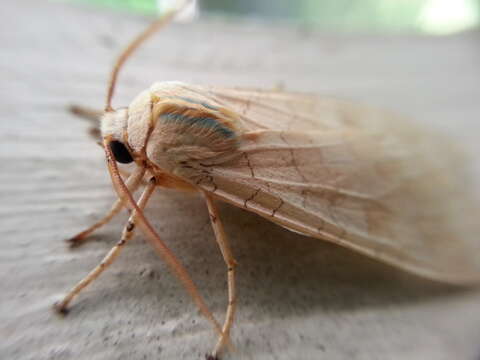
xmin=190 ymin=87 xmax=480 ymax=283
xmin=160 ymin=83 xmax=348 ymax=132
xmin=206 ymin=86 xmax=368 ymax=132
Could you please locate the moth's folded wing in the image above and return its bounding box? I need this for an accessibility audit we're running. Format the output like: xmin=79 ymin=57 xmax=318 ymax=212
xmin=194 ymin=89 xmax=480 ymax=283
xmin=206 ymin=86 xmax=369 ymax=132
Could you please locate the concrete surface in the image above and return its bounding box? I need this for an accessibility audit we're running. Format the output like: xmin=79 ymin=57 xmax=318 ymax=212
xmin=1 ymin=1 xmax=480 ymax=359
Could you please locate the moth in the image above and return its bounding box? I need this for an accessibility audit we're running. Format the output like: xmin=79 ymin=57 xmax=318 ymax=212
xmin=55 ymin=3 xmax=480 ymax=360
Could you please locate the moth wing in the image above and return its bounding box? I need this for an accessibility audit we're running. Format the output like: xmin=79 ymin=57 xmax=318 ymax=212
xmin=205 ymin=86 xmax=371 ymax=132
xmin=192 ymin=87 xmax=480 ymax=283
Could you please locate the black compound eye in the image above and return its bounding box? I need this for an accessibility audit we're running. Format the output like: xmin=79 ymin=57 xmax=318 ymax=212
xmin=109 ymin=140 xmax=134 ymax=164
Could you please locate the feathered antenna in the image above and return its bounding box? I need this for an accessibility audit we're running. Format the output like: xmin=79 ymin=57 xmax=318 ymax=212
xmin=104 ymin=0 xmax=192 ymax=112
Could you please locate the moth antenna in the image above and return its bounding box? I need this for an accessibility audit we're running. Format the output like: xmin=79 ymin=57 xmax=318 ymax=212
xmin=103 ymin=139 xmax=223 ymax=336
xmin=105 ymin=0 xmax=193 ymax=112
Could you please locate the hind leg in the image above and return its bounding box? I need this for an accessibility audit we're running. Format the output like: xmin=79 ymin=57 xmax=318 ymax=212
xmin=203 ymin=192 xmax=237 ymax=359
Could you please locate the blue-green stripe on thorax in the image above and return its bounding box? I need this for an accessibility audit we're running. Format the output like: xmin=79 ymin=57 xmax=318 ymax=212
xmin=160 ymin=112 xmax=235 ymax=139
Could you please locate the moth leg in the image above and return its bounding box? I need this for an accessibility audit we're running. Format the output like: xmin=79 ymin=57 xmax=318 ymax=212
xmin=54 ymin=177 xmax=156 ymax=315
xmin=69 ymin=104 xmax=103 ymax=121
xmin=66 ymin=167 xmax=145 ymax=248
xmin=203 ymin=192 xmax=237 ymax=358
xmin=69 ymin=104 xmax=103 ymax=141
xmin=66 ymin=199 xmax=123 ymax=248
xmin=119 ymin=168 xmax=146 ymax=182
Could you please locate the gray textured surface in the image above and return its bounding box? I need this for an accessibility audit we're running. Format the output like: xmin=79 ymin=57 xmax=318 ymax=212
xmin=1 ymin=1 xmax=480 ymax=359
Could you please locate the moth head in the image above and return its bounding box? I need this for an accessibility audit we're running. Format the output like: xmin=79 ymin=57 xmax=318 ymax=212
xmin=101 ymin=107 xmax=134 ymax=164
xmin=101 ymin=90 xmax=153 ymax=165
xmin=99 ymin=5 xmax=182 ymax=168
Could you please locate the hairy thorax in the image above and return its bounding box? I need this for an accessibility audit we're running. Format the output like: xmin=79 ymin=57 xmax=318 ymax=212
xmin=145 ymin=82 xmax=244 ymax=183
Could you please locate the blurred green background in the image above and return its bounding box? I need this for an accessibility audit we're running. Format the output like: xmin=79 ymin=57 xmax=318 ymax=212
xmin=62 ymin=0 xmax=479 ymax=34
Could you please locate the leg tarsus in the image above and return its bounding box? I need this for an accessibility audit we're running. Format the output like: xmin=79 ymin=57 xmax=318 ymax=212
xmin=69 ymin=104 xmax=104 ymax=142
xmin=55 ymin=169 xmax=148 ymax=312
xmin=64 ymin=198 xmax=123 ymax=248
xmin=65 ymin=230 xmax=98 ymax=249
xmin=64 ymin=168 xmax=145 ymax=248
xmin=53 ymin=302 xmax=70 ymax=316
xmin=69 ymin=104 xmax=103 ymax=122
xmin=205 ymin=354 xmax=219 ymax=360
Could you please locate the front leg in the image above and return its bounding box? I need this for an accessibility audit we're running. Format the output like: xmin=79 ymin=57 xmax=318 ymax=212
xmin=54 ymin=174 xmax=155 ymax=314
xmin=203 ymin=192 xmax=237 ymax=359
xmin=66 ymin=166 xmax=145 ymax=248
xmin=69 ymin=104 xmax=103 ymax=142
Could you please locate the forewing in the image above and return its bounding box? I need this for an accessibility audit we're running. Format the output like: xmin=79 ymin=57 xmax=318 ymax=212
xmin=206 ymin=86 xmax=371 ymax=132
xmin=192 ymin=87 xmax=480 ymax=283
